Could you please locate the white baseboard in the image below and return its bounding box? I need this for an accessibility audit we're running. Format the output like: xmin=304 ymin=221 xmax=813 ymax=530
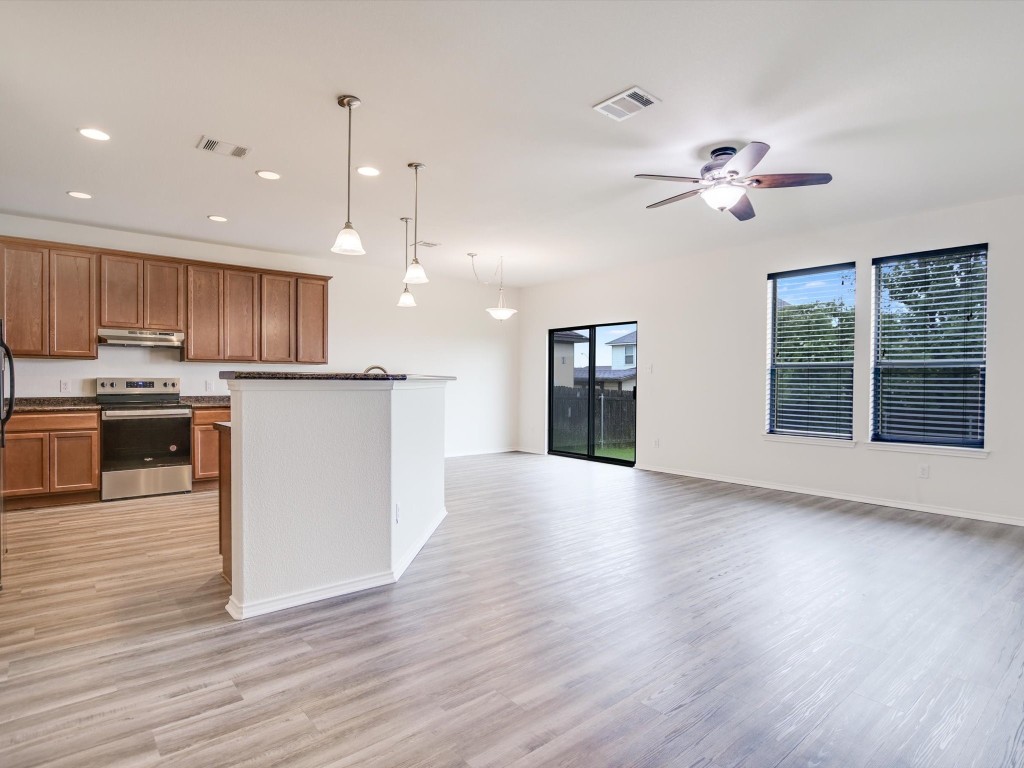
xmin=635 ymin=463 xmax=1023 ymax=528
xmin=225 ymin=570 xmax=395 ymax=620
xmin=392 ymin=507 xmax=447 ymax=580
xmin=445 ymin=447 xmax=519 ymax=458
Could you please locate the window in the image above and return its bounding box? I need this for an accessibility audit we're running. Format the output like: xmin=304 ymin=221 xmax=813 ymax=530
xmin=872 ymin=244 xmax=987 ymax=447
xmin=767 ymin=263 xmax=856 ymax=439
xmin=625 ymin=345 xmax=635 ymax=365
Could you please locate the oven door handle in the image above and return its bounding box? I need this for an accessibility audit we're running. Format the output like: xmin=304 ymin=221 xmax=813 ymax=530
xmin=102 ymin=409 xmax=192 ymax=420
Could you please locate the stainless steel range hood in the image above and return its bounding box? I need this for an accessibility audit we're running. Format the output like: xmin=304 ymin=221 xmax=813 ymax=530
xmin=98 ymin=328 xmax=185 ymax=348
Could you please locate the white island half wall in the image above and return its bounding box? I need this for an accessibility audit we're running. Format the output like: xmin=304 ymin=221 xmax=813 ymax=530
xmin=221 ymin=371 xmax=453 ymax=620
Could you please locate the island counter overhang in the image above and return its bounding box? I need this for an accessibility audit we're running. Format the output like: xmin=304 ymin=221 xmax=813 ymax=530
xmin=219 ymin=372 xmax=455 ymax=620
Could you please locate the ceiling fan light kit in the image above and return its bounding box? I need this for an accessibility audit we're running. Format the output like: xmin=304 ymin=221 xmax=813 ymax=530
xmin=636 ymin=141 xmax=832 ymax=221
xmin=330 ymin=95 xmax=366 ymax=255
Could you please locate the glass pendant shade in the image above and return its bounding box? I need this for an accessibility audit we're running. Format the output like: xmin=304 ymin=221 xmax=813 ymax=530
xmin=331 ymin=221 xmax=365 ymax=255
xmin=486 ymin=288 xmax=517 ymax=321
xmin=397 ymin=287 xmax=417 ymax=308
xmin=701 ymin=184 xmax=746 ymax=211
xmin=403 ymin=260 xmax=428 ymax=284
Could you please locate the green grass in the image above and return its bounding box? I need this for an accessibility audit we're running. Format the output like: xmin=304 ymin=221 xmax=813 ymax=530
xmin=556 ymin=444 xmax=636 ymax=462
xmin=593 ymin=445 xmax=636 ymax=462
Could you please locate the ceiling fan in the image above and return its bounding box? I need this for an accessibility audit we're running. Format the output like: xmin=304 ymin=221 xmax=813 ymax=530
xmin=636 ymin=142 xmax=832 ymax=221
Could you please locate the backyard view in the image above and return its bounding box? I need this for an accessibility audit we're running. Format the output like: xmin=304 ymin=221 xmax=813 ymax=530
xmin=550 ymin=323 xmax=637 ymax=463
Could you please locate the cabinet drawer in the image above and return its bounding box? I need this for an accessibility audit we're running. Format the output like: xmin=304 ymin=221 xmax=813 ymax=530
xmin=192 ymin=408 xmax=231 ymax=426
xmin=8 ymin=411 xmax=100 ymax=432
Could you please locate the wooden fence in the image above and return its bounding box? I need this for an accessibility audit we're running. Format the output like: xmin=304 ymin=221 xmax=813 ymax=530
xmin=551 ymin=386 xmax=636 ymax=451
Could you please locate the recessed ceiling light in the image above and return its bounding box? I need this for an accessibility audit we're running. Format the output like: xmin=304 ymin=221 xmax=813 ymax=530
xmin=255 ymin=170 xmax=281 ymax=180
xmin=357 ymin=166 xmax=380 ymax=177
xmin=78 ymin=128 xmax=110 ymax=141
xmin=66 ymin=191 xmax=92 ymax=199
xmin=207 ymin=215 xmax=228 ymax=222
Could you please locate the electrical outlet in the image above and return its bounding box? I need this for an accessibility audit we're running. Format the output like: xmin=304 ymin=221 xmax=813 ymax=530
xmin=918 ymin=464 xmax=930 ymax=479
xmin=654 ymin=438 xmax=660 ymax=448
xmin=205 ymin=380 xmax=213 ymax=393
xmin=59 ymin=380 xmax=69 ymax=393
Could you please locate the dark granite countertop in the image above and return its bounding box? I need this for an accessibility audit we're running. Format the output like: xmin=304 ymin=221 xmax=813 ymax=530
xmin=7 ymin=396 xmax=230 ymax=412
xmin=8 ymin=397 xmax=101 ymax=412
xmin=220 ymin=372 xmax=409 ymax=381
xmin=181 ymin=396 xmax=231 ymax=407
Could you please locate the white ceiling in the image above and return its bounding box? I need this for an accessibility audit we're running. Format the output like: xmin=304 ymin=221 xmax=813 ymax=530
xmin=2 ymin=0 xmax=1023 ymax=286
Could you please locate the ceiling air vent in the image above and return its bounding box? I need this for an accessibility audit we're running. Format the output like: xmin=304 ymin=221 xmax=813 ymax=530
xmin=415 ymin=241 xmax=440 ymax=248
xmin=593 ymin=86 xmax=660 ymax=121
xmin=196 ymin=135 xmax=251 ymax=158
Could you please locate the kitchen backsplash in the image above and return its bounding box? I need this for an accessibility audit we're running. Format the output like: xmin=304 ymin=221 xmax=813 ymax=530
xmin=14 ymin=346 xmax=288 ymax=397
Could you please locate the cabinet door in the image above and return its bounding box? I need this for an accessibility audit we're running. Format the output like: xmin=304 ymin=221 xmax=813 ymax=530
xmin=100 ymin=254 xmax=144 ymax=328
xmin=296 ymin=278 xmax=328 ymax=364
xmin=192 ymin=424 xmax=221 ymax=480
xmin=186 ymin=265 xmax=224 ymax=360
xmin=224 ymin=270 xmax=260 ymax=361
xmin=3 ymin=245 xmax=49 ymax=356
xmin=50 ymin=250 xmax=97 ymax=358
xmin=260 ymin=275 xmax=295 ymax=362
xmin=49 ymin=431 xmax=100 ymax=493
xmin=144 ymin=260 xmax=185 ymax=331
xmin=3 ymin=432 xmax=49 ymax=496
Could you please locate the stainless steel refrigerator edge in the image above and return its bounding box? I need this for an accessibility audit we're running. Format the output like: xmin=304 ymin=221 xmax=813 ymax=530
xmin=0 ymin=320 xmax=16 ymax=591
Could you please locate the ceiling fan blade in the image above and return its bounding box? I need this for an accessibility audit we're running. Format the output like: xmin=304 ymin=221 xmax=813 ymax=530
xmin=729 ymin=193 xmax=755 ymax=221
xmin=747 ymin=173 xmax=833 ymax=188
xmin=646 ymin=188 xmax=704 ymax=209
xmin=723 ymin=141 xmax=770 ymax=177
xmin=635 ymin=174 xmax=704 ymax=183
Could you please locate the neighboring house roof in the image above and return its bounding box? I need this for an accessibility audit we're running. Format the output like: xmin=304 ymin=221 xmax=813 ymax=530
xmin=575 ymin=366 xmax=637 ymax=382
xmin=606 ymin=330 xmax=636 ymax=346
xmin=553 ymin=330 xmax=588 ymax=343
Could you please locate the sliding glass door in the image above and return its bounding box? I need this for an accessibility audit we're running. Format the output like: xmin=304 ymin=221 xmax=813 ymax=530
xmin=548 ymin=322 xmax=637 ymax=466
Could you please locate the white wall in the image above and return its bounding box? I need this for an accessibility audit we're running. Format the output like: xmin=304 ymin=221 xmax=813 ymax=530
xmin=0 ymin=213 xmax=519 ymax=457
xmin=518 ymin=194 xmax=1024 ymax=525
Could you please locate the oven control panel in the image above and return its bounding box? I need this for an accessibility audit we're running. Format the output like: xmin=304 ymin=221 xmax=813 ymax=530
xmin=96 ymin=377 xmax=180 ymax=392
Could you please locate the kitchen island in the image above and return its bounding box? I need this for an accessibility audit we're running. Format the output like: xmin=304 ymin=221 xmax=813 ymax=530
xmin=218 ymin=371 xmax=454 ymax=619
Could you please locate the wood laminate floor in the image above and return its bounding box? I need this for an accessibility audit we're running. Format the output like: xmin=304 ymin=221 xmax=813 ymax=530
xmin=2 ymin=452 xmax=1024 ymax=767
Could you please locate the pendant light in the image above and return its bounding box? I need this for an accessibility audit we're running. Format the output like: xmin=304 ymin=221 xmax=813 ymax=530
xmin=330 ymin=95 xmax=366 ymax=255
xmin=403 ymin=162 xmax=429 ymax=284
xmin=471 ymin=253 xmax=517 ymax=321
xmin=397 ymin=217 xmax=417 ymax=308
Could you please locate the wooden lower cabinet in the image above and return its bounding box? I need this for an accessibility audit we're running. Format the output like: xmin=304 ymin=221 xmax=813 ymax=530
xmin=3 ymin=432 xmax=50 ymax=496
xmin=2 ymin=411 xmax=100 ymax=502
xmin=50 ymin=431 xmax=100 ymax=492
xmin=215 ymin=422 xmax=232 ymax=583
xmin=192 ymin=408 xmax=231 ymax=481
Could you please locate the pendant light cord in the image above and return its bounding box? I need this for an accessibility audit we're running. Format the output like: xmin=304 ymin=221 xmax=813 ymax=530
xmin=413 ymin=166 xmax=419 ymax=265
xmin=346 ymin=104 xmax=353 ymax=224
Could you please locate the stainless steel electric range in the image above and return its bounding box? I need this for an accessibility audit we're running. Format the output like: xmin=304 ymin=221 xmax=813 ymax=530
xmin=97 ymin=377 xmax=192 ymax=501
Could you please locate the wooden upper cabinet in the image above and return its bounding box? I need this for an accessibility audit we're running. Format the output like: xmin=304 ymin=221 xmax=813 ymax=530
xmin=296 ymin=278 xmax=328 ymax=364
xmin=223 ymin=270 xmax=260 ymax=361
xmin=260 ymin=274 xmax=296 ymax=363
xmin=144 ymin=260 xmax=185 ymax=331
xmin=100 ymin=254 xmax=144 ymax=328
xmin=187 ymin=265 xmax=225 ymax=360
xmin=50 ymin=250 xmax=97 ymax=358
xmin=3 ymin=244 xmax=50 ymax=357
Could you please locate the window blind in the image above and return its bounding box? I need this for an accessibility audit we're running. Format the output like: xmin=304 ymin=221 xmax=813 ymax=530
xmin=872 ymin=244 xmax=987 ymax=447
xmin=767 ymin=263 xmax=856 ymax=439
